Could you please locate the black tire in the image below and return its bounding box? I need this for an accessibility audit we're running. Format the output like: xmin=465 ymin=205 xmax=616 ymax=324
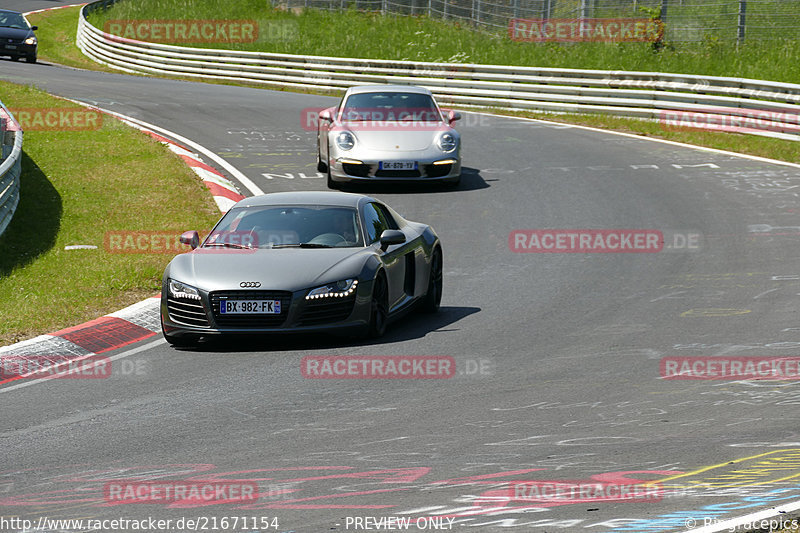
xmin=327 ymin=166 xmax=340 ymax=190
xmin=365 ymin=273 xmax=388 ymax=338
xmin=325 ymin=142 xmax=340 ymax=189
xmin=10 ymin=56 xmax=19 ymax=61
xmin=420 ymin=247 xmax=443 ymax=313
xmin=316 ymin=144 xmax=328 ymax=173
xmin=25 ymin=55 xmax=36 ymax=64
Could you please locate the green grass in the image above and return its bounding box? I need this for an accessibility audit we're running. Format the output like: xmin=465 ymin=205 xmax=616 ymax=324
xmin=82 ymin=0 xmax=800 ymax=84
xmin=27 ymin=6 xmax=118 ymax=72
xmin=0 ymin=82 xmax=221 ymax=346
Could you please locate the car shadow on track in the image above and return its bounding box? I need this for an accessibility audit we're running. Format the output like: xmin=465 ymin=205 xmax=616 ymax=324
xmin=173 ymin=305 xmax=480 ymax=353
xmin=337 ymin=167 xmax=488 ymax=194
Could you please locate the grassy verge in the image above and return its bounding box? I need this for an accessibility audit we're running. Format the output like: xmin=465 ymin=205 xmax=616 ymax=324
xmin=26 ymin=6 xmax=118 ymax=72
xmin=0 ymin=81 xmax=221 ymax=346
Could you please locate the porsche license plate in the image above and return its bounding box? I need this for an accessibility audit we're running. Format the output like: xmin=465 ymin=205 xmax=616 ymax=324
xmin=5 ymin=45 xmax=16 ymax=50
xmin=220 ymin=300 xmax=281 ymax=314
xmin=379 ymin=161 xmax=417 ymax=170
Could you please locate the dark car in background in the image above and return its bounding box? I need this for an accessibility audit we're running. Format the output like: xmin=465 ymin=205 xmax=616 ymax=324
xmin=0 ymin=10 xmax=37 ymax=63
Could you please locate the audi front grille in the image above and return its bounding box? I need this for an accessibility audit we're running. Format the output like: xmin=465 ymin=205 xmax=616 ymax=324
xmin=167 ymin=296 xmax=210 ymax=328
xmin=297 ymin=294 xmax=357 ymax=326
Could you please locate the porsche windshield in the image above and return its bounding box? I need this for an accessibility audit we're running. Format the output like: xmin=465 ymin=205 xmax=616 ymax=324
xmin=340 ymin=92 xmax=442 ymax=122
xmin=204 ymin=205 xmax=363 ymax=249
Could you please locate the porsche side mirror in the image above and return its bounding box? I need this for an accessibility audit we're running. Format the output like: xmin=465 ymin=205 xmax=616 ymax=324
xmin=180 ymin=230 xmax=200 ymax=249
xmin=379 ymin=229 xmax=406 ymax=250
xmin=319 ymin=109 xmax=332 ymax=122
xmin=447 ymin=110 xmax=461 ymax=125
xmin=30 ymin=26 xmax=38 ymax=31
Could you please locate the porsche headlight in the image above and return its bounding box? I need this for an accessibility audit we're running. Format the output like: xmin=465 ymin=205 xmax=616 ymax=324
xmin=336 ymin=131 xmax=355 ymax=151
xmin=306 ymin=279 xmax=358 ymax=300
xmin=437 ymin=132 xmax=457 ymax=152
xmin=24 ymin=36 xmax=37 ymax=45
xmin=168 ymin=279 xmax=201 ymax=300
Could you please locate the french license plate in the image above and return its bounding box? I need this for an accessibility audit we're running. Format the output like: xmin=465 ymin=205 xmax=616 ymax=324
xmin=5 ymin=45 xmax=16 ymax=50
xmin=220 ymin=300 xmax=281 ymax=314
xmin=379 ymin=161 xmax=417 ymax=170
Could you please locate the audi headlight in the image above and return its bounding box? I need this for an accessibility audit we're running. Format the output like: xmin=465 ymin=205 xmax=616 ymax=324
xmin=336 ymin=131 xmax=355 ymax=151
xmin=306 ymin=279 xmax=358 ymax=300
xmin=24 ymin=36 xmax=37 ymax=45
xmin=168 ymin=279 xmax=201 ymax=300
xmin=437 ymin=132 xmax=457 ymax=152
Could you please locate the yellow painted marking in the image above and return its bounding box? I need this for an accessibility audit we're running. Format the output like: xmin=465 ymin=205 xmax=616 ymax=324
xmin=647 ymin=449 xmax=800 ymax=488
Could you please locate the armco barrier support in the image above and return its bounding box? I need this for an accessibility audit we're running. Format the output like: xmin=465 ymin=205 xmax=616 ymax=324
xmin=0 ymin=103 xmax=22 ymax=239
xmin=76 ymin=0 xmax=800 ymax=141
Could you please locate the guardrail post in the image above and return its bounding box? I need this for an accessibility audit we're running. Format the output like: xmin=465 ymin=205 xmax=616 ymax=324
xmin=737 ymin=0 xmax=747 ymax=44
xmin=0 ymin=104 xmax=22 ymax=240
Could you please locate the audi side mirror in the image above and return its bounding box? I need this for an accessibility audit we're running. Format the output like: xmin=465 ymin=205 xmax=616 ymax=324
xmin=379 ymin=229 xmax=406 ymax=250
xmin=180 ymin=230 xmax=200 ymax=249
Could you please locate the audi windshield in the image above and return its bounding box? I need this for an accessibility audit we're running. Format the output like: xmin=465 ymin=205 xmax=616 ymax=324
xmin=203 ymin=205 xmax=364 ymax=249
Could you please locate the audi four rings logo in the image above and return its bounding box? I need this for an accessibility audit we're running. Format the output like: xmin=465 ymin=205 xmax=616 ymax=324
xmin=240 ymin=281 xmax=261 ymax=288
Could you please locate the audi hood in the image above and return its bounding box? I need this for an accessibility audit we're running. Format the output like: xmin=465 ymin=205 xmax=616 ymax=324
xmin=165 ymin=247 xmax=372 ymax=293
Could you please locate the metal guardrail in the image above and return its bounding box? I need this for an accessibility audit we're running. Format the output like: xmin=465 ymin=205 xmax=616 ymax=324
xmin=0 ymin=102 xmax=23 ymax=239
xmin=76 ymin=0 xmax=800 ymax=141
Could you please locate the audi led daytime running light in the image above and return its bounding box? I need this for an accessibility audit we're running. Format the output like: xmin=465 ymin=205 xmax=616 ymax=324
xmin=168 ymin=279 xmax=201 ymax=300
xmin=305 ymin=279 xmax=358 ymax=300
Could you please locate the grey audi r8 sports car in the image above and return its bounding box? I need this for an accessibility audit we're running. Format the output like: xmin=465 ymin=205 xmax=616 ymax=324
xmin=160 ymin=191 xmax=443 ymax=346
xmin=317 ymin=85 xmax=462 ymax=188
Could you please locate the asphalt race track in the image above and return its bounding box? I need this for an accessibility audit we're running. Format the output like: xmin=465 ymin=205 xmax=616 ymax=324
xmin=4 ymin=7 xmax=800 ymax=532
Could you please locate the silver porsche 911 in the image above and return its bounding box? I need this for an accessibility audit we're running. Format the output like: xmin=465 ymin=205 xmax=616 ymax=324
xmin=160 ymin=191 xmax=442 ymax=346
xmin=317 ymin=85 xmax=462 ymax=188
